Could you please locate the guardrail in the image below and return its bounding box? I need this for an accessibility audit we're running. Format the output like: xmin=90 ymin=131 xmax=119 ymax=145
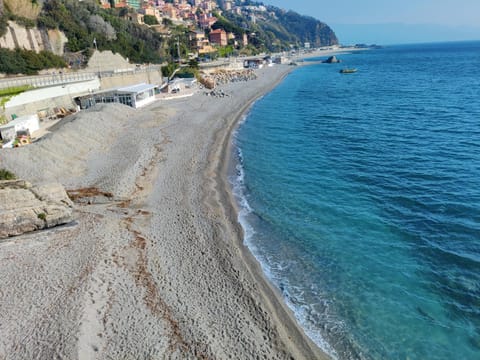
xmin=0 ymin=65 xmax=163 ymax=90
xmin=0 ymin=72 xmax=97 ymax=90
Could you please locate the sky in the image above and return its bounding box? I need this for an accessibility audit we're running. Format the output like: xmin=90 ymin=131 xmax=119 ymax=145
xmin=264 ymin=0 xmax=480 ymax=44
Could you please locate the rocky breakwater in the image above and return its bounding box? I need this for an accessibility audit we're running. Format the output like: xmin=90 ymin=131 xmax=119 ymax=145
xmin=200 ymin=69 xmax=257 ymax=89
xmin=211 ymin=69 xmax=257 ymax=85
xmin=0 ymin=180 xmax=73 ymax=239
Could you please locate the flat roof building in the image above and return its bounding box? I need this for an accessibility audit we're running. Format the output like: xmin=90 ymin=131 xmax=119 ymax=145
xmin=75 ymin=83 xmax=158 ymax=109
xmin=0 ymin=114 xmax=40 ymax=142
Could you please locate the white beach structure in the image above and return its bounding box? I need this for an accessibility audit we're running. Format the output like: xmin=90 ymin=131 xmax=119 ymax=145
xmin=75 ymin=83 xmax=158 ymax=109
xmin=0 ymin=114 xmax=40 ymax=142
xmin=117 ymin=83 xmax=157 ymax=108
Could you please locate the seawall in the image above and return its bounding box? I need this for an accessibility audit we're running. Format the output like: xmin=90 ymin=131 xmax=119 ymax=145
xmin=3 ymin=68 xmax=163 ymax=120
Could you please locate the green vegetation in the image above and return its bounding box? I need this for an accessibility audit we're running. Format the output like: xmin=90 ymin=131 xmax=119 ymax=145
xmin=161 ymin=59 xmax=199 ymax=80
xmin=272 ymin=9 xmax=338 ymax=47
xmin=0 ymin=169 xmax=16 ymax=181
xmin=37 ymin=212 xmax=47 ymax=221
xmin=0 ymin=14 xmax=8 ymax=38
xmin=211 ymin=12 xmax=245 ymax=40
xmin=0 ymin=48 xmax=66 ymax=75
xmin=220 ymin=4 xmax=338 ymax=51
xmin=38 ymin=0 xmax=165 ymax=63
xmin=217 ymin=45 xmax=235 ymax=58
xmin=0 ymin=85 xmax=33 ymax=99
xmin=1 ymin=0 xmax=41 ymax=36
xmin=0 ymin=0 xmax=338 ymax=75
xmin=38 ymin=0 xmax=105 ymax=52
xmin=176 ymin=66 xmax=198 ymax=79
xmin=0 ymin=85 xmax=33 ymax=124
xmin=100 ymin=11 xmax=164 ymax=63
xmin=143 ymin=15 xmax=158 ymax=26
xmin=161 ymin=62 xmax=178 ymax=78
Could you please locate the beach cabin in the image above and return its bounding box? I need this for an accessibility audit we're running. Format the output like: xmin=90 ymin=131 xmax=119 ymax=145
xmin=273 ymin=56 xmax=288 ymax=64
xmin=160 ymin=78 xmax=197 ymax=94
xmin=0 ymin=114 xmax=40 ymax=142
xmin=117 ymin=83 xmax=157 ymax=108
xmin=243 ymin=58 xmax=264 ymax=69
xmin=75 ymin=83 xmax=158 ymax=109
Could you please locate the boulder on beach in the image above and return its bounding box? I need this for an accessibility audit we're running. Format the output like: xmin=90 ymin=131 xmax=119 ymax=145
xmin=199 ymin=76 xmax=216 ymax=89
xmin=0 ymin=180 xmax=73 ymax=238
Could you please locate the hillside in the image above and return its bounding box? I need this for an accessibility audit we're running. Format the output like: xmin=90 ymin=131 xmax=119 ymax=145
xmin=0 ymin=0 xmax=339 ymax=75
xmin=218 ymin=2 xmax=338 ymax=52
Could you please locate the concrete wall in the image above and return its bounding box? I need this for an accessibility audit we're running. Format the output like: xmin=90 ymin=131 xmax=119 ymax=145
xmin=99 ymin=70 xmax=163 ymax=89
xmin=199 ymin=59 xmax=245 ymax=72
xmin=3 ymin=69 xmax=163 ymax=120
xmin=4 ymin=79 xmax=101 ymax=119
xmin=2 ymin=48 xmax=163 ymax=119
xmin=85 ymin=50 xmax=163 ymax=89
xmin=87 ymin=50 xmax=135 ymax=73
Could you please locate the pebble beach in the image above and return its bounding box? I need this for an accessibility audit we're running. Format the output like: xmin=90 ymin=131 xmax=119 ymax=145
xmin=0 ymin=65 xmax=327 ymax=359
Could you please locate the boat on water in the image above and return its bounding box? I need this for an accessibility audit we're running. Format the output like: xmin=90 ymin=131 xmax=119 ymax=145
xmin=339 ymin=68 xmax=357 ymax=74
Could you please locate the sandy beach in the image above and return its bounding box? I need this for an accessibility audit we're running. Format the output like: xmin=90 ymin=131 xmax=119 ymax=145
xmin=0 ymin=64 xmax=328 ymax=359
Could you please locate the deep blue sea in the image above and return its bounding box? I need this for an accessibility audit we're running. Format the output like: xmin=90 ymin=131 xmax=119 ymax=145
xmin=231 ymin=42 xmax=480 ymax=360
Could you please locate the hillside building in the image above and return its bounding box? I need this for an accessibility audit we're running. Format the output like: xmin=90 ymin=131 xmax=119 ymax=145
xmin=198 ymin=13 xmax=217 ymax=29
xmin=126 ymin=0 xmax=142 ymax=9
xmin=209 ymin=29 xmax=227 ymax=46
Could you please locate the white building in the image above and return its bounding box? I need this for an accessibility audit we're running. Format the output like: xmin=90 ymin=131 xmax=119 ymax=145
xmin=75 ymin=83 xmax=158 ymax=109
xmin=0 ymin=114 xmax=40 ymax=142
xmin=117 ymin=83 xmax=158 ymax=108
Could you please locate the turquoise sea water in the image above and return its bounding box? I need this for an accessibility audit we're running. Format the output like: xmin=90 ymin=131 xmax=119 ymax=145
xmin=232 ymin=42 xmax=480 ymax=359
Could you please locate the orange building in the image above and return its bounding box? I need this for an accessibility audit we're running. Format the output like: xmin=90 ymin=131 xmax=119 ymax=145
xmin=209 ymin=29 xmax=227 ymax=47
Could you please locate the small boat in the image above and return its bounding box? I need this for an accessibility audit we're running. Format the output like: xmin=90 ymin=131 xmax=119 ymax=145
xmin=339 ymin=68 xmax=357 ymax=74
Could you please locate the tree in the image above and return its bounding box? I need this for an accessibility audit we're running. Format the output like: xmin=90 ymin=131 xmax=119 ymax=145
xmin=188 ymin=58 xmax=198 ymax=69
xmin=88 ymin=14 xmax=116 ymax=40
xmin=0 ymin=48 xmax=66 ymax=75
xmin=143 ymin=15 xmax=158 ymax=26
xmin=218 ymin=45 xmax=234 ymax=58
xmin=161 ymin=62 xmax=178 ymax=78
xmin=39 ymin=0 xmax=165 ymax=63
xmin=162 ymin=17 xmax=172 ymax=26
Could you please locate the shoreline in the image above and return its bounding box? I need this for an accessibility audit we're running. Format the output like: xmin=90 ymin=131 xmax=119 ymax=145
xmin=0 ymin=64 xmax=329 ymax=359
xmin=211 ymin=68 xmax=329 ymax=359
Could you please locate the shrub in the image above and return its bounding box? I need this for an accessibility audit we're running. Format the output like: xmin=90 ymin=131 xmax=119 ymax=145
xmin=161 ymin=62 xmax=178 ymax=78
xmin=143 ymin=15 xmax=158 ymax=26
xmin=0 ymin=48 xmax=66 ymax=74
xmin=37 ymin=213 xmax=47 ymax=221
xmin=0 ymin=169 xmax=16 ymax=180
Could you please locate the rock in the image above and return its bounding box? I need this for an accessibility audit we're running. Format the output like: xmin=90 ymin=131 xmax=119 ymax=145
xmin=0 ymin=180 xmax=73 ymax=239
xmin=200 ymin=69 xmax=257 ymax=90
xmin=0 ymin=180 xmax=32 ymax=190
xmin=323 ymin=55 xmax=341 ymax=63
xmin=199 ymin=77 xmax=215 ymax=89
xmin=31 ymin=183 xmax=74 ymax=207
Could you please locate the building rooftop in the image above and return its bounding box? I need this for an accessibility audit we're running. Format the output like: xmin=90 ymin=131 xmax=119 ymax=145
xmin=117 ymin=83 xmax=157 ymax=94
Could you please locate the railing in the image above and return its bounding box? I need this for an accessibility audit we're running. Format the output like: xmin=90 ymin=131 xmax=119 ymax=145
xmin=0 ymin=65 xmax=163 ymax=90
xmin=0 ymin=72 xmax=97 ymax=90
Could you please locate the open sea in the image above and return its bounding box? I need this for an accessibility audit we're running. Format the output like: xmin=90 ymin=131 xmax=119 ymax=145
xmin=231 ymin=41 xmax=480 ymax=360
